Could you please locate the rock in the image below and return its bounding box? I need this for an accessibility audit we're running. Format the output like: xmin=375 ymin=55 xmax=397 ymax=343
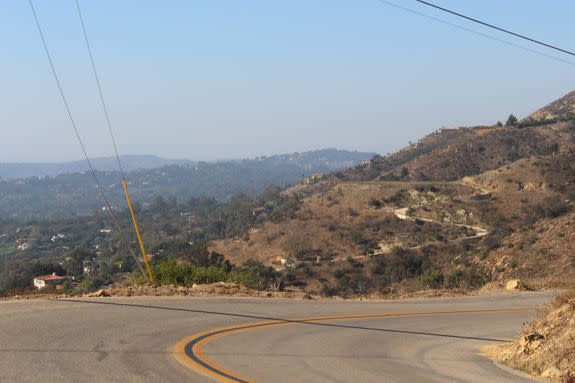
xmin=526 ymin=332 xmax=544 ymax=342
xmin=520 ymin=332 xmax=544 ymax=350
xmin=302 ymin=294 xmax=313 ymax=300
xmin=506 ymin=279 xmax=524 ymax=291
xmin=89 ymin=289 xmax=110 ymax=297
xmin=541 ymin=366 xmax=561 ymax=379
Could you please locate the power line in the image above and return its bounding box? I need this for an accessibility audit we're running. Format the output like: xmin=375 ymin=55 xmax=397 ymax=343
xmin=374 ymin=0 xmax=575 ymax=68
xmin=74 ymin=0 xmax=125 ymax=177
xmin=414 ymin=0 xmax=575 ymax=58
xmin=28 ymin=0 xmax=148 ymax=281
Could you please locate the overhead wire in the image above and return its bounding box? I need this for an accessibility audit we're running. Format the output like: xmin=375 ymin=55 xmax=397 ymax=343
xmin=73 ymin=0 xmax=125 ymax=177
xmin=374 ymin=0 xmax=575 ymax=68
xmin=414 ymin=0 xmax=575 ymax=58
xmin=28 ymin=0 xmax=149 ymax=282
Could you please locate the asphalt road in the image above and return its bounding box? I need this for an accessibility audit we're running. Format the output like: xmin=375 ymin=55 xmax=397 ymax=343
xmin=0 ymin=292 xmax=549 ymax=383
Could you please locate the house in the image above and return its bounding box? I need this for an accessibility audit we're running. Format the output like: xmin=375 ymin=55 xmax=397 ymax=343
xmin=272 ymin=256 xmax=295 ymax=270
xmin=33 ymin=273 xmax=68 ymax=290
xmin=82 ymin=260 xmax=96 ymax=274
xmin=251 ymin=207 xmax=265 ymax=217
xmin=16 ymin=240 xmax=31 ymax=251
xmin=51 ymin=233 xmax=67 ymax=242
xmin=17 ymin=243 xmax=30 ymax=251
xmin=303 ymin=173 xmax=324 ymax=185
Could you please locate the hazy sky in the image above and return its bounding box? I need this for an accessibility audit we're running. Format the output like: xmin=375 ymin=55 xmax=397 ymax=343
xmin=1 ymin=1 xmax=574 ymax=163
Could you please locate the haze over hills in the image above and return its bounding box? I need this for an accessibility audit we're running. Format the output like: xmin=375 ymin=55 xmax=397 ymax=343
xmin=0 ymin=148 xmax=375 ymax=219
xmin=0 ymin=155 xmax=187 ymax=180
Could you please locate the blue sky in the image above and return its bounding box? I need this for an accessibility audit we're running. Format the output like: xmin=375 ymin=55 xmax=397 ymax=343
xmin=1 ymin=0 xmax=574 ymax=162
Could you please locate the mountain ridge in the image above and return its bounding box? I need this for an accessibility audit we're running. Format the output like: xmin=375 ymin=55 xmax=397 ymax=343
xmin=0 ymin=148 xmax=375 ymax=219
xmin=0 ymin=149 xmax=375 ymax=180
xmin=0 ymin=155 xmax=186 ymax=180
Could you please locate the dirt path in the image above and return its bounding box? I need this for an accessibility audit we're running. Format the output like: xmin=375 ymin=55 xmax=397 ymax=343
xmin=393 ymin=207 xmax=489 ymax=239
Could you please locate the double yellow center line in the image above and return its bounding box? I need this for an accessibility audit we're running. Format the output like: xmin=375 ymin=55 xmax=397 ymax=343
xmin=173 ymin=307 xmax=534 ymax=383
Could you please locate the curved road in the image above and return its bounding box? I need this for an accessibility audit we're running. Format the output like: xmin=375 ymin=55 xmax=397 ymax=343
xmin=0 ymin=292 xmax=548 ymax=383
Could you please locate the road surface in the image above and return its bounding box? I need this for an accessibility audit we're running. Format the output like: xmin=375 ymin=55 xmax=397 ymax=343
xmin=0 ymin=292 xmax=549 ymax=383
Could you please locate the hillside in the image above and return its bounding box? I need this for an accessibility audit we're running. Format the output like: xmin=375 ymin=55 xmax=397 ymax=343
xmin=341 ymin=121 xmax=573 ymax=182
xmin=527 ymin=90 xmax=575 ymax=121
xmin=209 ymin=92 xmax=575 ymax=295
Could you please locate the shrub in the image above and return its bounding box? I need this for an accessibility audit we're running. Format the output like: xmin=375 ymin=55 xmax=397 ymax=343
xmin=282 ymin=234 xmax=313 ymax=259
xmin=368 ymin=198 xmax=382 ymax=208
xmin=154 ymin=258 xmax=228 ymax=286
xmin=193 ymin=266 xmax=228 ymax=284
xmin=419 ymin=269 xmax=445 ymax=289
xmin=320 ymin=249 xmax=335 ymax=261
xmin=155 ymin=258 xmax=195 ymax=286
xmin=445 ymin=267 xmax=490 ymax=290
xmin=539 ymin=196 xmax=570 ymax=218
xmin=320 ymin=283 xmax=338 ymax=297
xmin=370 ymin=247 xmax=427 ymax=284
xmin=127 ymin=272 xmax=148 ymax=286
xmin=384 ymin=189 xmax=408 ymax=204
xmin=333 ymin=269 xmax=347 ymax=279
xmin=347 ymin=256 xmax=364 ymax=269
xmin=75 ymin=274 xmax=104 ymax=293
xmin=228 ymin=260 xmax=278 ymax=290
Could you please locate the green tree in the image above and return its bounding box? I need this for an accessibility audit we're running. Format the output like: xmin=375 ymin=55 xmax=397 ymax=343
xmin=400 ymin=167 xmax=409 ymax=179
xmin=505 ymin=114 xmax=518 ymax=127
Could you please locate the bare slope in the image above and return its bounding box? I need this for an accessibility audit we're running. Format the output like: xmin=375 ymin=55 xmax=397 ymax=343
xmin=528 ymin=90 xmax=575 ymax=121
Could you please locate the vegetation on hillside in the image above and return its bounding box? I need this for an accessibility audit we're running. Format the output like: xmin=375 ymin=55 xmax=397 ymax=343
xmin=0 ymin=186 xmax=301 ymax=295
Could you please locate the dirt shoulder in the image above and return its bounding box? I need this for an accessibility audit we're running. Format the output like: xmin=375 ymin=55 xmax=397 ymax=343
xmin=487 ymin=289 xmax=575 ymax=382
xmin=1 ymin=280 xmax=546 ymax=303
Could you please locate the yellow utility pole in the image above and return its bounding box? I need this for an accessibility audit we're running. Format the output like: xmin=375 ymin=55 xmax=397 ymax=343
xmin=122 ymin=179 xmax=156 ymax=285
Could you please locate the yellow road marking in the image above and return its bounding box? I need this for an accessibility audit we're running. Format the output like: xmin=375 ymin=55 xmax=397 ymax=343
xmin=173 ymin=307 xmax=535 ymax=383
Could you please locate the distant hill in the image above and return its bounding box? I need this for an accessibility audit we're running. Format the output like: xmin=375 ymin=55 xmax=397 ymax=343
xmin=0 ymin=149 xmax=375 ymax=219
xmin=0 ymin=155 xmax=186 ymax=180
